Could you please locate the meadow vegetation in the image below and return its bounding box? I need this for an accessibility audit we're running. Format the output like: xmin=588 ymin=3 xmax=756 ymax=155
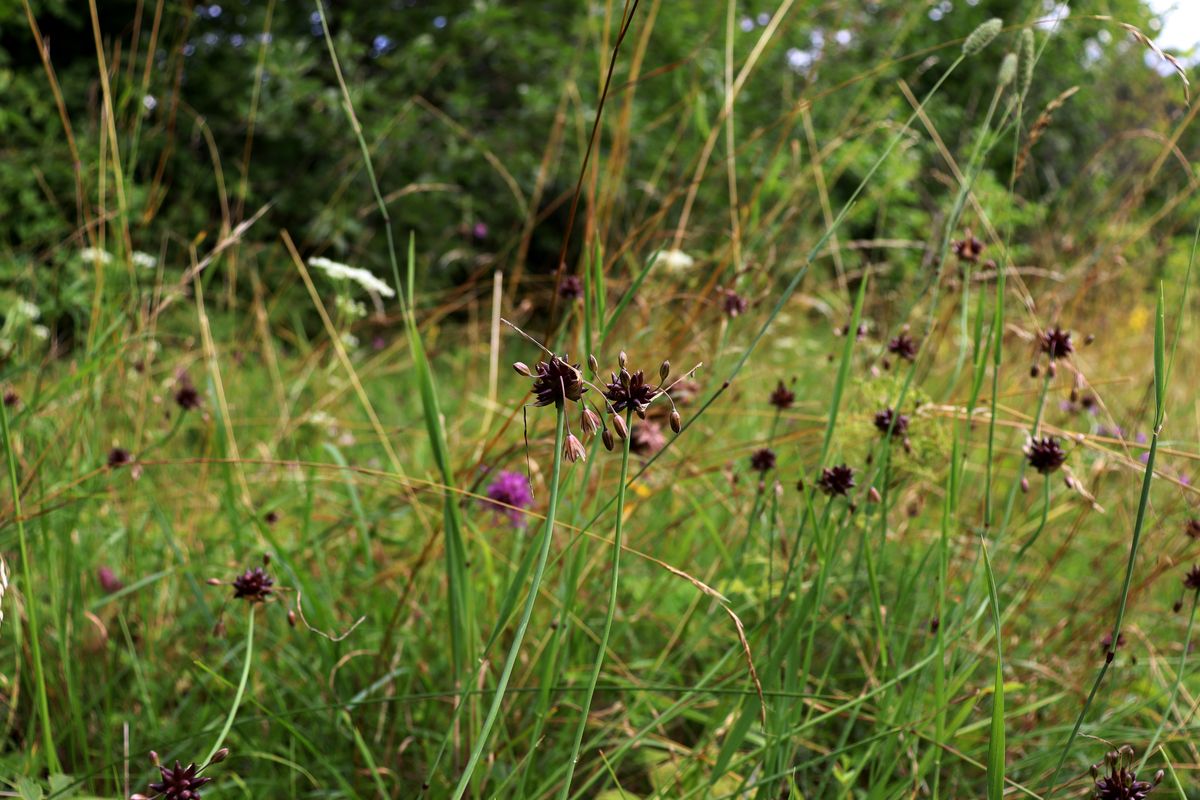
xmin=2 ymin=0 xmax=1200 ymax=798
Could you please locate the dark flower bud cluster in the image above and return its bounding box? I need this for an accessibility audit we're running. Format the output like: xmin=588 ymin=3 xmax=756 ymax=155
xmin=131 ymin=748 xmax=228 ymax=800
xmin=1025 ymin=435 xmax=1067 ymax=474
xmin=769 ymin=381 xmax=795 ymax=410
xmin=719 ymin=287 xmax=748 ymax=318
xmin=1090 ymin=745 xmax=1161 ymax=800
xmin=174 ymin=372 xmax=202 ymax=412
xmin=750 ymin=448 xmax=776 ymax=473
xmin=1039 ymin=325 xmax=1073 ymax=361
xmin=952 ymin=229 xmax=984 ymax=263
xmin=873 ymin=408 xmax=909 ymax=439
xmin=817 ymin=464 xmax=856 ymax=497
xmin=886 ymin=331 xmax=918 ymax=363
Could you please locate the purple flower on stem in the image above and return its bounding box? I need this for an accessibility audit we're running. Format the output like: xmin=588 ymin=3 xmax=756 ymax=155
xmin=484 ymin=469 xmax=534 ymax=527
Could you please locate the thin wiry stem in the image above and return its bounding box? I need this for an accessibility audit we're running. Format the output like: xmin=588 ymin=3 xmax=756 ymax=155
xmin=560 ymin=409 xmax=633 ymax=798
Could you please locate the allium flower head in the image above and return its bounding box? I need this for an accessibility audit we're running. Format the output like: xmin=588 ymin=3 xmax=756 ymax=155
xmin=603 ymin=369 xmax=659 ymax=417
xmin=874 ymin=408 xmax=909 ymax=438
xmin=1186 ymin=518 xmax=1200 ymax=540
xmin=108 ymin=447 xmax=133 ymax=468
xmin=529 ymin=355 xmax=586 ymax=407
xmin=750 ymin=448 xmax=776 ymax=473
xmin=1091 ymin=745 xmax=1161 ymax=800
xmin=887 ymin=332 xmax=918 ymax=361
xmin=769 ymin=381 xmax=795 ymax=410
xmin=1184 ymin=564 xmax=1200 ymax=592
xmin=175 ymin=375 xmax=202 ymax=411
xmin=817 ymin=464 xmax=856 ymax=497
xmin=1025 ymin=435 xmax=1067 ymax=474
xmin=558 ymin=275 xmax=583 ymax=301
xmin=146 ymin=760 xmax=213 ymax=799
xmin=232 ymin=566 xmax=273 ymax=603
xmin=720 ymin=287 xmax=748 ymax=318
xmin=952 ymin=230 xmax=984 ymax=263
xmin=1040 ymin=325 xmax=1073 ymax=360
xmin=484 ymin=470 xmax=534 ymax=527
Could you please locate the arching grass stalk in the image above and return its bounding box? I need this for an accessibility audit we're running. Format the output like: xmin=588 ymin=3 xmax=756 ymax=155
xmin=1139 ymin=589 xmax=1199 ymax=771
xmin=1047 ymin=285 xmax=1168 ymax=796
xmin=0 ymin=399 xmax=59 ymax=773
xmin=559 ymin=409 xmax=632 ymax=799
xmin=203 ymin=606 xmax=255 ymax=765
xmin=451 ymin=404 xmax=567 ymax=800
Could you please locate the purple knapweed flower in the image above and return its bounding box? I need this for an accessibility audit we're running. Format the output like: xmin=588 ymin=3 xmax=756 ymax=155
xmin=484 ymin=470 xmax=534 ymax=527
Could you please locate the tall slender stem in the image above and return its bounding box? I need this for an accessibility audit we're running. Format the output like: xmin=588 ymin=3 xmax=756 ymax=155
xmin=560 ymin=410 xmax=632 ymax=798
xmin=204 ymin=606 xmax=255 ymax=765
xmin=452 ymin=404 xmax=567 ymax=799
xmin=0 ymin=399 xmax=59 ymax=772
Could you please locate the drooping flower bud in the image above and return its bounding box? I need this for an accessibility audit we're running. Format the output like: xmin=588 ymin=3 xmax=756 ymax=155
xmin=611 ymin=414 xmax=629 ymax=440
xmin=564 ymin=434 xmax=587 ymax=463
xmin=513 ymin=362 xmax=532 ymax=377
xmin=669 ymin=410 xmax=681 ymax=433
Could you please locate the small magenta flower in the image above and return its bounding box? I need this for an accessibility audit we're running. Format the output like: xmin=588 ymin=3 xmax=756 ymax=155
xmin=97 ymin=566 xmax=124 ymax=594
xmin=484 ymin=470 xmax=534 ymax=527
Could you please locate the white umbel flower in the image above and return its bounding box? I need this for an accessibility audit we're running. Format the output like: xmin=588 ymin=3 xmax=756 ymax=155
xmin=653 ymin=249 xmax=695 ymax=273
xmin=79 ymin=247 xmax=114 ymax=265
xmin=307 ymin=256 xmax=395 ymax=298
xmin=131 ymin=251 xmax=159 ymax=269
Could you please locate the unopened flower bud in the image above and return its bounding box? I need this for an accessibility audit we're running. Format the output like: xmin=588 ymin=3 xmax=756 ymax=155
xmin=513 ymin=362 xmax=532 ymax=377
xmin=618 ymin=350 xmax=627 ymax=368
xmin=659 ymin=360 xmax=670 ymax=381
xmin=210 ymin=747 xmax=230 ymax=764
xmin=588 ymin=354 xmax=599 ymax=375
xmin=1020 ymin=477 xmax=1030 ymax=493
xmin=288 ymin=609 xmax=297 ymax=628
xmin=612 ymin=414 xmax=628 ymax=440
xmin=868 ymin=486 xmax=882 ymax=503
xmin=669 ymin=410 xmax=681 ymax=433
xmin=150 ymin=751 xmax=161 ymax=766
xmin=206 ymin=578 xmax=223 ymax=586
xmin=602 ymin=430 xmax=615 ymax=451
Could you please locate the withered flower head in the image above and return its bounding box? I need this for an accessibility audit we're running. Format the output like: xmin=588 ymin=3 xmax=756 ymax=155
xmin=1040 ymin=325 xmax=1074 ymax=360
xmin=1186 ymin=518 xmax=1200 ymax=540
xmin=232 ymin=566 xmax=274 ymax=603
xmin=750 ymin=448 xmax=776 ymax=473
xmin=604 ymin=369 xmax=659 ymax=417
xmin=720 ymin=287 xmax=748 ymax=318
xmin=174 ymin=374 xmax=202 ymax=411
xmin=108 ymin=447 xmax=133 ymax=469
xmin=873 ymin=408 xmax=909 ymax=438
xmin=146 ymin=760 xmax=214 ymax=799
xmin=630 ymin=419 xmax=666 ymax=456
xmin=769 ymin=381 xmax=795 ymax=410
xmin=530 ymin=355 xmax=587 ymax=407
xmin=558 ymin=274 xmax=583 ymax=301
xmin=1025 ymin=435 xmax=1067 ymax=474
xmin=952 ymin=230 xmax=984 ymax=263
xmin=817 ymin=464 xmax=856 ymax=497
xmin=1091 ymin=745 xmax=1161 ymax=800
xmin=887 ymin=332 xmax=918 ymax=362
xmin=1184 ymin=564 xmax=1200 ymax=592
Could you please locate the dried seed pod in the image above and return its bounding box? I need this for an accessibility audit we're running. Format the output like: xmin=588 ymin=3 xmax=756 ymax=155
xmin=513 ymin=362 xmax=532 ymax=377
